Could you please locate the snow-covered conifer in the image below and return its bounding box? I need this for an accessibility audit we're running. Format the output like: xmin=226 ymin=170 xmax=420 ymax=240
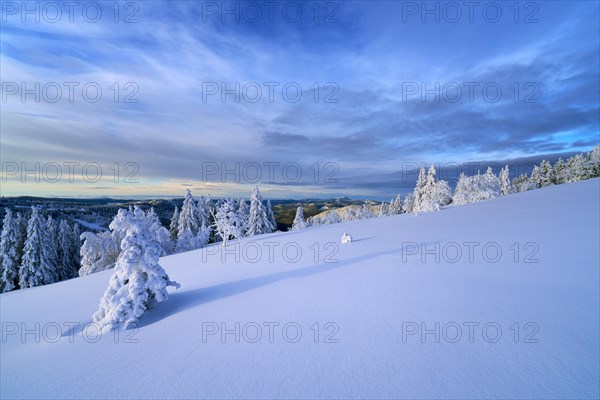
xmin=169 ymin=206 xmax=179 ymax=241
xmin=57 ymin=219 xmax=74 ymax=280
xmin=93 ymin=207 xmax=180 ymax=331
xmin=214 ymin=198 xmax=243 ymax=246
xmin=500 ymin=165 xmax=511 ymax=195
xmin=236 ymin=198 xmax=249 ymax=236
xmin=147 ymin=208 xmax=172 ymax=255
xmin=388 ymin=194 xmax=404 ymax=215
xmin=265 ymin=199 xmax=277 ymax=231
xmin=291 ymin=206 xmax=306 ymax=230
xmin=1 ymin=209 xmax=24 ymax=292
xmin=177 ymin=189 xmax=200 ymax=252
xmin=19 ymin=207 xmax=57 ymax=288
xmin=246 ymin=186 xmax=273 ymax=236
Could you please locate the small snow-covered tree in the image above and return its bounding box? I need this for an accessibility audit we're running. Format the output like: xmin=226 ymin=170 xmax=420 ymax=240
xmin=412 ymin=165 xmax=427 ymax=211
xmin=529 ymin=165 xmax=542 ymax=189
xmin=57 ymin=219 xmax=75 ymax=280
xmin=453 ymin=168 xmax=500 ymax=205
xmin=19 ymin=207 xmax=57 ymax=288
xmin=79 ymin=231 xmax=120 ymax=276
xmin=414 ymin=164 xmax=452 ymax=212
xmin=403 ymin=194 xmax=414 ymax=213
xmin=196 ymin=196 xmax=211 ymax=230
xmin=265 ymin=199 xmax=277 ymax=232
xmin=147 ymin=208 xmax=172 ymax=255
xmin=511 ymin=173 xmax=533 ymax=193
xmin=45 ymin=216 xmax=59 ymax=281
xmin=169 ymin=206 xmax=179 ymax=241
xmin=500 ymin=165 xmax=511 ymax=195
xmin=214 ymin=198 xmax=243 ymax=246
xmin=377 ymin=202 xmax=388 ymax=217
xmin=93 ymin=207 xmax=180 ymax=331
xmin=291 ymin=206 xmax=306 ymax=230
xmin=71 ymin=223 xmax=81 ymax=275
xmin=236 ymin=198 xmax=249 ymax=236
xmin=388 ymin=194 xmax=404 ymax=215
xmin=553 ymin=158 xmax=566 ymax=184
xmin=539 ymin=160 xmax=555 ymax=187
xmin=246 ymin=186 xmax=273 ymax=236
xmin=79 ymin=212 xmax=127 ymax=276
xmin=177 ymin=189 xmax=200 ymax=252
xmin=1 ymin=209 xmax=24 ymax=292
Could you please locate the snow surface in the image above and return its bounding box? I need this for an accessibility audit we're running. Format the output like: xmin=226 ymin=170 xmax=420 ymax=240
xmin=1 ymin=179 xmax=599 ymax=399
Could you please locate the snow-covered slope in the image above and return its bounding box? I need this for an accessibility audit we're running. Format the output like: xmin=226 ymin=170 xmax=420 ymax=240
xmin=1 ymin=179 xmax=599 ymax=399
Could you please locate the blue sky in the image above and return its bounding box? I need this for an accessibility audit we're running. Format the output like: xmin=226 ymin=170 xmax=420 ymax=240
xmin=1 ymin=0 xmax=599 ymax=199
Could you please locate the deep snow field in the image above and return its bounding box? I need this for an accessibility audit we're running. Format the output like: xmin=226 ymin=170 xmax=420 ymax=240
xmin=1 ymin=179 xmax=599 ymax=399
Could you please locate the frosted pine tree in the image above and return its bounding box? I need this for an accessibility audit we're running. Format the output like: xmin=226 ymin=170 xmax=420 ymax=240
xmin=93 ymin=207 xmax=180 ymax=331
xmin=177 ymin=189 xmax=200 ymax=252
xmin=377 ymin=202 xmax=388 ymax=217
xmin=236 ymin=198 xmax=249 ymax=236
xmin=169 ymin=206 xmax=179 ymax=241
xmin=529 ymin=165 xmax=542 ymax=188
xmin=291 ymin=206 xmax=306 ymax=230
xmin=388 ymin=194 xmax=404 ymax=215
xmin=403 ymin=194 xmax=414 ymax=213
xmin=539 ymin=160 xmax=555 ymax=187
xmin=45 ymin=216 xmax=59 ymax=282
xmin=1 ymin=209 xmax=24 ymax=292
xmin=79 ymin=212 xmax=127 ymax=276
xmin=265 ymin=199 xmax=277 ymax=232
xmin=412 ymin=165 xmax=427 ymax=212
xmin=57 ymin=219 xmax=74 ymax=280
xmin=196 ymin=196 xmax=211 ymax=230
xmin=214 ymin=198 xmax=243 ymax=246
xmin=71 ymin=223 xmax=82 ymax=278
xmin=554 ymin=158 xmax=566 ymax=184
xmin=246 ymin=186 xmax=273 ymax=236
xmin=19 ymin=207 xmax=57 ymax=288
xmin=500 ymin=165 xmax=511 ymax=195
xmin=147 ymin=208 xmax=172 ymax=255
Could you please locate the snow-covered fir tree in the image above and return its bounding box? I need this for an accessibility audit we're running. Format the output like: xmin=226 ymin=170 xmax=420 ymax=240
xmin=177 ymin=189 xmax=200 ymax=252
xmin=414 ymin=164 xmax=452 ymax=212
xmin=291 ymin=206 xmax=306 ymax=230
xmin=93 ymin=207 xmax=180 ymax=331
xmin=511 ymin=173 xmax=533 ymax=193
xmin=196 ymin=196 xmax=211 ymax=230
xmin=388 ymin=194 xmax=404 ymax=215
xmin=412 ymin=165 xmax=427 ymax=211
xmin=214 ymin=198 xmax=243 ymax=246
xmin=146 ymin=208 xmax=173 ymax=255
xmin=71 ymin=223 xmax=82 ymax=277
xmin=57 ymin=219 xmax=75 ymax=280
xmin=539 ymin=160 xmax=555 ymax=187
xmin=79 ymin=212 xmax=127 ymax=276
xmin=265 ymin=199 xmax=277 ymax=232
xmin=236 ymin=198 xmax=249 ymax=235
xmin=377 ymin=202 xmax=388 ymax=217
xmin=169 ymin=206 xmax=179 ymax=241
xmin=403 ymin=194 xmax=414 ymax=213
xmin=529 ymin=165 xmax=542 ymax=189
xmin=452 ymin=168 xmax=500 ymax=205
xmin=0 ymin=209 xmax=24 ymax=292
xmin=19 ymin=207 xmax=57 ymax=288
xmin=45 ymin=216 xmax=59 ymax=282
xmin=246 ymin=186 xmax=273 ymax=236
xmin=500 ymin=165 xmax=511 ymax=195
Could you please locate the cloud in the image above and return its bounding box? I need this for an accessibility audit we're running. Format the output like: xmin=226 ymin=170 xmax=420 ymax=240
xmin=1 ymin=0 xmax=598 ymax=198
